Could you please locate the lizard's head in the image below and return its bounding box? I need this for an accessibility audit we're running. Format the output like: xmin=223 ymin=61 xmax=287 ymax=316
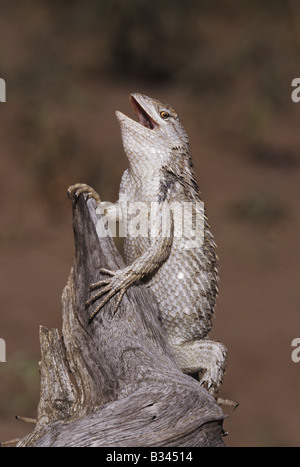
xmin=116 ymin=93 xmax=189 ymax=172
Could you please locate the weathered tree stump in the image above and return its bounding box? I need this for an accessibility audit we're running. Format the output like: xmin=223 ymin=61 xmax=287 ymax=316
xmin=17 ymin=189 xmax=226 ymax=447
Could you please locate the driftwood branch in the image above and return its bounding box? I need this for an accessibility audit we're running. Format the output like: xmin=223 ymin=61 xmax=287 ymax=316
xmin=17 ymin=190 xmax=226 ymax=447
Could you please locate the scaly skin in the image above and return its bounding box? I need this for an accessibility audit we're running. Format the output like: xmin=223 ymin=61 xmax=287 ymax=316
xmin=70 ymin=93 xmax=227 ymax=396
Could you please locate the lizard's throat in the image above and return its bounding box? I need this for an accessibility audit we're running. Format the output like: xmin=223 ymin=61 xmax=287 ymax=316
xmin=127 ymin=154 xmax=161 ymax=181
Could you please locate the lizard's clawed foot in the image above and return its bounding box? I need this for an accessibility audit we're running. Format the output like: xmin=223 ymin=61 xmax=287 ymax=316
xmin=199 ymin=374 xmax=220 ymax=398
xmin=68 ymin=183 xmax=101 ymax=204
xmin=86 ymin=267 xmax=133 ymax=322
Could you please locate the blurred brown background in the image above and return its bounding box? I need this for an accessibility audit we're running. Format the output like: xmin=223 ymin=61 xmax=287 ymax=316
xmin=0 ymin=0 xmax=299 ymax=447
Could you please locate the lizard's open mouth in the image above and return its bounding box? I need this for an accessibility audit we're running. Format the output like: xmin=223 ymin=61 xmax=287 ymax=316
xmin=130 ymin=95 xmax=158 ymax=130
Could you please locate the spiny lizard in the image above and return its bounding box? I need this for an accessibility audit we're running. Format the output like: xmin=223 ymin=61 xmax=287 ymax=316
xmin=69 ymin=93 xmax=227 ymax=396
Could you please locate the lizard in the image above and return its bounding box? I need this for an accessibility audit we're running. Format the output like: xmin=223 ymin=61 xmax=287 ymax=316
xmin=68 ymin=93 xmax=227 ymax=397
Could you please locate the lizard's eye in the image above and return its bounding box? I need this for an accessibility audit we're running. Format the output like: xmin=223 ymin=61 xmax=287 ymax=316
xmin=160 ymin=110 xmax=170 ymax=120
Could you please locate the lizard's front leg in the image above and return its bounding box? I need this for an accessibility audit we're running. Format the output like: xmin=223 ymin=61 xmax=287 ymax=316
xmin=86 ymin=222 xmax=173 ymax=322
xmin=86 ymin=266 xmax=140 ymax=322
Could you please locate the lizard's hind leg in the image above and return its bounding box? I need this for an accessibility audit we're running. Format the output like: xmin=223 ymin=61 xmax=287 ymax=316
xmin=172 ymin=339 xmax=227 ymax=396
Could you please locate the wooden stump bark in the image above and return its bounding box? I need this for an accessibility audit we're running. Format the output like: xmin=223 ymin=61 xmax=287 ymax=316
xmin=17 ymin=189 xmax=226 ymax=447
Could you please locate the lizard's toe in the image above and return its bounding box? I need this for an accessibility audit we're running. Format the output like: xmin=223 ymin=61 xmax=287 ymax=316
xmin=68 ymin=183 xmax=101 ymax=203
